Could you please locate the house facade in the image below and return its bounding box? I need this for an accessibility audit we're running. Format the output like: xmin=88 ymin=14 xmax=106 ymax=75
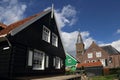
xmin=76 ymin=31 xmax=120 ymax=68
xmin=0 ymin=8 xmax=65 ymax=79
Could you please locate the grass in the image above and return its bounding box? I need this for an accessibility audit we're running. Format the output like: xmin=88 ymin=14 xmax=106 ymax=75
xmin=90 ymin=74 xmax=118 ymax=80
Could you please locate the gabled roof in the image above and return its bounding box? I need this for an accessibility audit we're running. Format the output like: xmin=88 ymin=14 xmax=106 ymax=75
xmin=0 ymin=22 xmax=7 ymax=29
xmin=85 ymin=41 xmax=120 ymax=55
xmin=77 ymin=61 xmax=102 ymax=68
xmin=101 ymin=45 xmax=120 ymax=55
xmin=0 ymin=9 xmax=51 ymax=36
xmin=66 ymin=52 xmax=77 ymax=62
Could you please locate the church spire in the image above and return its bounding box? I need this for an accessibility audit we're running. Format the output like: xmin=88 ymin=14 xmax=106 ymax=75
xmin=76 ymin=30 xmax=83 ymax=44
xmin=76 ymin=29 xmax=85 ymax=63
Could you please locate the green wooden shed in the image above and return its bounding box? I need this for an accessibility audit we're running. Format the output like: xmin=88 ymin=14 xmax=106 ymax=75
xmin=65 ymin=52 xmax=77 ymax=71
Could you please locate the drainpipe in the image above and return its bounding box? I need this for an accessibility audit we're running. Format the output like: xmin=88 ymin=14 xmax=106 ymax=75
xmin=4 ymin=36 xmax=13 ymax=79
xmin=4 ymin=37 xmax=12 ymax=47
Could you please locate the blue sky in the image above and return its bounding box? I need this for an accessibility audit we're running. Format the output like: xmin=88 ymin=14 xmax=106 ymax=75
xmin=0 ymin=0 xmax=120 ymax=56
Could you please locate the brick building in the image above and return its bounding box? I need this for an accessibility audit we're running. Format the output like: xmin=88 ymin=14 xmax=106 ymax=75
xmin=76 ymin=31 xmax=120 ymax=68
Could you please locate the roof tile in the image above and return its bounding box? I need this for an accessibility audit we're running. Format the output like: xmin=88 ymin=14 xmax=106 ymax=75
xmin=77 ymin=61 xmax=102 ymax=68
xmin=0 ymin=22 xmax=7 ymax=29
xmin=0 ymin=11 xmax=46 ymax=36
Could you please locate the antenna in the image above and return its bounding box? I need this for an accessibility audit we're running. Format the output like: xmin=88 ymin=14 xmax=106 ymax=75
xmin=51 ymin=4 xmax=54 ymax=18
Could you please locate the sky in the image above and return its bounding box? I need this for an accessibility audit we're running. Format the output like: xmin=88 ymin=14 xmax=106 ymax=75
xmin=0 ymin=0 xmax=120 ymax=56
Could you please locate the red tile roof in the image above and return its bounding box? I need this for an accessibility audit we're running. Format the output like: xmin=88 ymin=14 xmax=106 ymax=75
xmin=77 ymin=61 xmax=102 ymax=68
xmin=0 ymin=22 xmax=7 ymax=29
xmin=0 ymin=10 xmax=50 ymax=36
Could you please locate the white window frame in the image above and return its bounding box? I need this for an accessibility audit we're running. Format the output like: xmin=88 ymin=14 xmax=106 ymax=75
xmin=88 ymin=53 xmax=93 ymax=58
xmin=60 ymin=59 xmax=63 ymax=67
xmin=52 ymin=33 xmax=58 ymax=47
xmin=33 ymin=49 xmax=45 ymax=70
xmin=100 ymin=59 xmax=106 ymax=67
xmin=53 ymin=57 xmax=61 ymax=69
xmin=28 ymin=50 xmax=33 ymax=66
xmin=55 ymin=57 xmax=61 ymax=69
xmin=42 ymin=25 xmax=50 ymax=43
xmin=53 ymin=57 xmax=55 ymax=66
xmin=46 ymin=55 xmax=49 ymax=68
xmin=96 ymin=51 xmax=102 ymax=57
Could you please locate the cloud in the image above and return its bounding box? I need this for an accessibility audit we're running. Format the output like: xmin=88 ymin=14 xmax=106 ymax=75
xmin=54 ymin=5 xmax=77 ymax=29
xmin=117 ymin=29 xmax=120 ymax=34
xmin=0 ymin=0 xmax=27 ymax=25
xmin=111 ymin=40 xmax=120 ymax=51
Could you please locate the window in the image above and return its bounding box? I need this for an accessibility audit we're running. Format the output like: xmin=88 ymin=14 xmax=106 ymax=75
xmin=52 ymin=33 xmax=58 ymax=47
xmin=100 ymin=59 xmax=106 ymax=66
xmin=28 ymin=50 xmax=33 ymax=66
xmin=33 ymin=50 xmax=45 ymax=70
xmin=53 ymin=57 xmax=55 ymax=66
xmin=55 ymin=57 xmax=60 ymax=69
xmin=91 ymin=60 xmax=96 ymax=62
xmin=46 ymin=55 xmax=49 ymax=68
xmin=96 ymin=51 xmax=102 ymax=57
xmin=88 ymin=53 xmax=93 ymax=58
xmin=42 ymin=26 xmax=50 ymax=43
xmin=53 ymin=57 xmax=61 ymax=69
xmin=60 ymin=60 xmax=63 ymax=67
xmin=109 ymin=57 xmax=112 ymax=63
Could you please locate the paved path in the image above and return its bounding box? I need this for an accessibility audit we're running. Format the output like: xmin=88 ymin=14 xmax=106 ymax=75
xmin=31 ymin=74 xmax=81 ymax=80
xmin=17 ymin=74 xmax=81 ymax=80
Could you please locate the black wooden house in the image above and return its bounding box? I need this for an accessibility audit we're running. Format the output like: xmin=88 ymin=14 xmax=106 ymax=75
xmin=0 ymin=8 xmax=65 ymax=79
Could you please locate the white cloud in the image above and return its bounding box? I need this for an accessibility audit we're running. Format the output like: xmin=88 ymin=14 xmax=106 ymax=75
xmin=117 ymin=29 xmax=120 ymax=34
xmin=111 ymin=40 xmax=120 ymax=51
xmin=54 ymin=5 xmax=77 ymax=29
xmin=0 ymin=0 xmax=27 ymax=25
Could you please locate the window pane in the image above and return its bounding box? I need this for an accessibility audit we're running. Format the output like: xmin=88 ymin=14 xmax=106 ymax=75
xmin=96 ymin=52 xmax=101 ymax=57
xmin=33 ymin=50 xmax=45 ymax=70
xmin=28 ymin=50 xmax=33 ymax=66
xmin=42 ymin=26 xmax=50 ymax=43
xmin=55 ymin=57 xmax=60 ymax=69
xmin=46 ymin=56 xmax=49 ymax=68
xmin=52 ymin=33 xmax=58 ymax=47
xmin=88 ymin=53 xmax=93 ymax=58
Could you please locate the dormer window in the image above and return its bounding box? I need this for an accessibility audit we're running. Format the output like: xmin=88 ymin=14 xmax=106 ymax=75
xmin=42 ymin=26 xmax=50 ymax=43
xmin=52 ymin=33 xmax=58 ymax=47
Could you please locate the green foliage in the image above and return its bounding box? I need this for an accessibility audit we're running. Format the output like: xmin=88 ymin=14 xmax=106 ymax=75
xmin=91 ymin=74 xmax=117 ymax=80
xmin=65 ymin=70 xmax=75 ymax=75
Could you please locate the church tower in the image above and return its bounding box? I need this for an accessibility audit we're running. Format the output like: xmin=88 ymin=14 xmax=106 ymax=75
xmin=76 ymin=31 xmax=84 ymax=63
